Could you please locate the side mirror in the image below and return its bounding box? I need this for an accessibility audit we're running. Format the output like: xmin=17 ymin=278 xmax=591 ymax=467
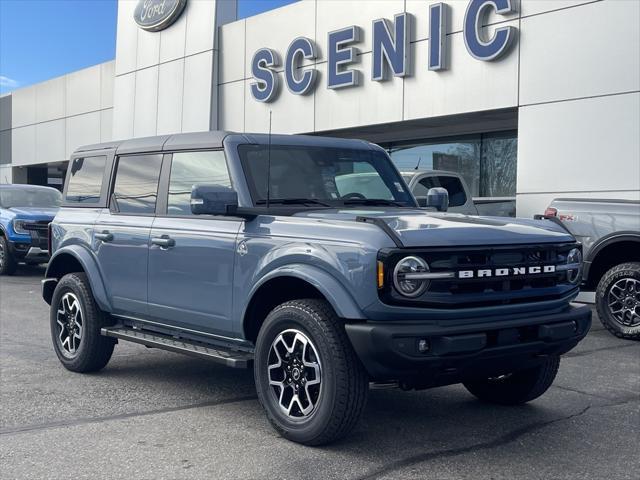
xmin=426 ymin=187 xmax=449 ymax=212
xmin=191 ymin=184 xmax=239 ymax=216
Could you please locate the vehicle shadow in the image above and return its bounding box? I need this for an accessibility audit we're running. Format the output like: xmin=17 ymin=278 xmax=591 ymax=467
xmin=11 ymin=264 xmax=47 ymax=278
xmin=97 ymin=349 xmax=585 ymax=465
xmin=317 ymin=387 xmax=592 ymax=479
xmin=93 ymin=350 xmax=257 ymax=396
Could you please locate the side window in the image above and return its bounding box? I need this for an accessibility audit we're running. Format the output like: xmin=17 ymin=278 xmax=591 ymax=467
xmin=111 ymin=154 xmax=162 ymax=214
xmin=167 ymin=151 xmax=231 ymax=215
xmin=65 ymin=156 xmax=107 ymax=203
xmin=415 ymin=176 xmax=467 ymax=207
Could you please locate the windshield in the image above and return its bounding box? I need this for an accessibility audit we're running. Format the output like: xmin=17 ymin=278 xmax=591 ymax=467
xmin=0 ymin=188 xmax=62 ymax=208
xmin=238 ymin=145 xmax=415 ymax=208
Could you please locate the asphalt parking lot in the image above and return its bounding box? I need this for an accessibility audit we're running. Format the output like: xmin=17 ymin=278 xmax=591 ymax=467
xmin=1 ymin=266 xmax=639 ymax=480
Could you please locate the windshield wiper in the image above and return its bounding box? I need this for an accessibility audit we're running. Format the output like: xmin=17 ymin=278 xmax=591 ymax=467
xmin=255 ymin=198 xmax=332 ymax=207
xmin=342 ymin=198 xmax=405 ymax=207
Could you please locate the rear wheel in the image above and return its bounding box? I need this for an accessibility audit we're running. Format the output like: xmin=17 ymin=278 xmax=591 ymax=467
xmin=596 ymin=262 xmax=640 ymax=340
xmin=50 ymin=272 xmax=115 ymax=372
xmin=254 ymin=299 xmax=369 ymax=445
xmin=463 ymin=355 xmax=560 ymax=405
xmin=0 ymin=236 xmax=17 ymax=275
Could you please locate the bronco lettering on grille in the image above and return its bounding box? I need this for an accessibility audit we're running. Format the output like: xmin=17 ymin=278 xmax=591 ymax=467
xmin=458 ymin=265 xmax=556 ymax=279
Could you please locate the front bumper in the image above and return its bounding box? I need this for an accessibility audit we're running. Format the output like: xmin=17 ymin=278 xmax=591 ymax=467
xmin=345 ymin=303 xmax=591 ymax=385
xmin=8 ymin=240 xmax=49 ymax=262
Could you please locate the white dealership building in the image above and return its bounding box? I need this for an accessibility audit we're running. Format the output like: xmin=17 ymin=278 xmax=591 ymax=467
xmin=0 ymin=0 xmax=638 ymax=217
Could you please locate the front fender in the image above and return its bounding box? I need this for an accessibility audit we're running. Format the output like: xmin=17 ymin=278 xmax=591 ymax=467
xmin=44 ymin=245 xmax=111 ymax=311
xmin=246 ymin=264 xmax=366 ymax=320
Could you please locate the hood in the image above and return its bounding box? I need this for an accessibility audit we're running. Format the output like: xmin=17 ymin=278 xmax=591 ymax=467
xmin=296 ymin=208 xmax=575 ymax=247
xmin=7 ymin=206 xmax=59 ymax=220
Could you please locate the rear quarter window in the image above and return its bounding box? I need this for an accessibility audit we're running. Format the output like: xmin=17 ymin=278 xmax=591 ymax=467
xmin=111 ymin=154 xmax=163 ymax=215
xmin=65 ymin=156 xmax=107 ymax=204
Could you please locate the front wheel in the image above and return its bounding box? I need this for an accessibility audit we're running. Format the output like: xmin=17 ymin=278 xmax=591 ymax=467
xmin=0 ymin=236 xmax=17 ymax=275
xmin=463 ymin=355 xmax=560 ymax=405
xmin=595 ymin=262 xmax=640 ymax=340
xmin=254 ymin=299 xmax=369 ymax=445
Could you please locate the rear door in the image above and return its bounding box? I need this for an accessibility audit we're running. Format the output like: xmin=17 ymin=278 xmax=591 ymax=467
xmin=147 ymin=150 xmax=242 ymax=337
xmin=58 ymin=152 xmax=112 ymax=254
xmin=94 ymin=153 xmax=163 ymax=316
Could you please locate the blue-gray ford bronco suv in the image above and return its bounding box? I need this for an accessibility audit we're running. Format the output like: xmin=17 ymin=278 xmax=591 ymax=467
xmin=43 ymin=132 xmax=591 ymax=445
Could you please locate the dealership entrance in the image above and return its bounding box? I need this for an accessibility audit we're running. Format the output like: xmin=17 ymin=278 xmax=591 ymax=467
xmin=321 ymin=108 xmax=519 ymax=214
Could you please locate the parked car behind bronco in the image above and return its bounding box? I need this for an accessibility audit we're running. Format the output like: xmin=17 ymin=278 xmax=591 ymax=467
xmin=540 ymin=198 xmax=640 ymax=340
xmin=43 ymin=132 xmax=591 ymax=445
xmin=0 ymin=184 xmax=61 ymax=275
xmin=400 ymin=170 xmax=478 ymax=215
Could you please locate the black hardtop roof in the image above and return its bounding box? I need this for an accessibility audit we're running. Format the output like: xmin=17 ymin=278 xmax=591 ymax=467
xmin=73 ymin=131 xmax=374 ymax=156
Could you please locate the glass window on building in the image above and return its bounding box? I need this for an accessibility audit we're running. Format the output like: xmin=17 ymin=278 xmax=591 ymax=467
xmin=385 ymin=131 xmax=517 ymax=199
xmin=480 ymin=131 xmax=518 ymax=198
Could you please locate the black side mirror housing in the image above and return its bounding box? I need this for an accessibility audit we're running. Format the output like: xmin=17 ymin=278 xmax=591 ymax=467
xmin=191 ymin=184 xmax=239 ymax=216
xmin=426 ymin=187 xmax=449 ymax=212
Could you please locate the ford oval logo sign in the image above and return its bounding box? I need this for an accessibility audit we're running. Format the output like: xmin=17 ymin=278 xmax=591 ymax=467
xmin=133 ymin=0 xmax=187 ymax=32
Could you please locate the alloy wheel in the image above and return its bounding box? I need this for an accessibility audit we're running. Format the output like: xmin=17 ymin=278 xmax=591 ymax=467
xmin=56 ymin=292 xmax=84 ymax=357
xmin=267 ymin=329 xmax=322 ymax=418
xmin=608 ymin=278 xmax=640 ymax=327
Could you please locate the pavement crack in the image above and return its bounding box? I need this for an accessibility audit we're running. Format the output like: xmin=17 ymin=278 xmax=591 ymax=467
xmin=354 ymin=397 xmax=639 ymax=480
xmin=564 ymin=342 xmax=638 ymax=358
xmin=0 ymin=395 xmax=257 ymax=436
xmin=551 ymin=384 xmax=630 ymax=401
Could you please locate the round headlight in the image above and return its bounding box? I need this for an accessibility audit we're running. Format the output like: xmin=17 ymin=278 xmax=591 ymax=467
xmin=566 ymin=248 xmax=582 ymax=284
xmin=393 ymin=256 xmax=429 ymax=297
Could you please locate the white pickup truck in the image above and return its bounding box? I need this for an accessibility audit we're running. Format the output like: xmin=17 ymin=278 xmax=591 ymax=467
xmin=337 ymin=169 xmax=515 ymax=217
xmin=539 ymin=198 xmax=640 ymax=340
xmin=401 ymin=170 xmax=516 ymax=217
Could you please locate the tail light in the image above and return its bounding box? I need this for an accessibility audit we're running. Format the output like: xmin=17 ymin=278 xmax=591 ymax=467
xmin=47 ymin=223 xmax=52 ymax=253
xmin=544 ymin=207 xmax=558 ymax=217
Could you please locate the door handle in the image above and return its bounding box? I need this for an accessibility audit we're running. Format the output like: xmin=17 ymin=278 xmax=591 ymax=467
xmin=151 ymin=235 xmax=175 ymax=249
xmin=95 ymin=231 xmax=113 ymax=242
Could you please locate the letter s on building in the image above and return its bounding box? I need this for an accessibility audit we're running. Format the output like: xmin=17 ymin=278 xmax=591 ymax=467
xmin=251 ymin=48 xmax=281 ymax=102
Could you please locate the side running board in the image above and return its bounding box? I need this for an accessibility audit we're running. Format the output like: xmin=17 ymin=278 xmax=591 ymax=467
xmin=101 ymin=326 xmax=254 ymax=368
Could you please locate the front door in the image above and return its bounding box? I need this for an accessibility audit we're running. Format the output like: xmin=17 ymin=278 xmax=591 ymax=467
xmin=147 ymin=150 xmax=241 ymax=336
xmin=94 ymin=153 xmax=163 ymax=316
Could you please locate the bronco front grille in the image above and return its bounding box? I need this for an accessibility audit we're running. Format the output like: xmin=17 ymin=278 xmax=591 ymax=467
xmin=379 ymin=243 xmax=580 ymax=308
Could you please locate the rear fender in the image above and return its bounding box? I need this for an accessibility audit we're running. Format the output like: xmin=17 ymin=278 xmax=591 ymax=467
xmin=44 ymin=245 xmax=111 ymax=311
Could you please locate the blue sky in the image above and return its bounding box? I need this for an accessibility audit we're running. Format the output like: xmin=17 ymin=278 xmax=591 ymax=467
xmin=0 ymin=0 xmax=297 ymax=94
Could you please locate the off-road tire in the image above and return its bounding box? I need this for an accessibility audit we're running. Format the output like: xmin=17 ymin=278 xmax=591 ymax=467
xmin=50 ymin=272 xmax=115 ymax=372
xmin=0 ymin=236 xmax=18 ymax=275
xmin=463 ymin=355 xmax=560 ymax=405
xmin=254 ymin=299 xmax=369 ymax=445
xmin=595 ymin=262 xmax=640 ymax=340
